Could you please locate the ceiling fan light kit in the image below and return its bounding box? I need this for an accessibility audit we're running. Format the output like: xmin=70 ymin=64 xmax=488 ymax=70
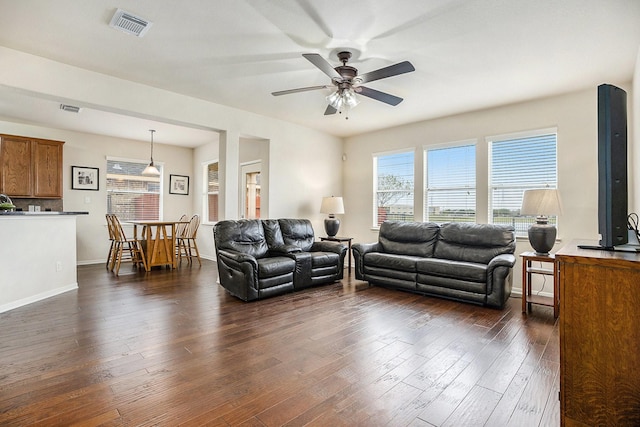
xmin=272 ymin=50 xmax=415 ymax=119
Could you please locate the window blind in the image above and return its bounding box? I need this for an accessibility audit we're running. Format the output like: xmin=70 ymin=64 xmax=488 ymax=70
xmin=490 ymin=133 xmax=557 ymax=234
xmin=425 ymin=144 xmax=476 ymax=223
xmin=106 ymin=160 xmax=161 ymax=221
xmin=374 ymin=151 xmax=414 ymax=226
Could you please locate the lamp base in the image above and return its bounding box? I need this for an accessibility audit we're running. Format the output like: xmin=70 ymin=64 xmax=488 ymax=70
xmin=528 ymin=223 xmax=557 ymax=255
xmin=324 ymin=217 xmax=340 ymax=237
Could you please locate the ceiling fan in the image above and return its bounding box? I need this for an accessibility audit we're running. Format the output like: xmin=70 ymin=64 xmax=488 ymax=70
xmin=272 ymin=51 xmax=415 ymax=117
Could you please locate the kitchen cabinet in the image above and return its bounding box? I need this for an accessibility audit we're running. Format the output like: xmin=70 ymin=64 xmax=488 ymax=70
xmin=0 ymin=134 xmax=64 ymax=198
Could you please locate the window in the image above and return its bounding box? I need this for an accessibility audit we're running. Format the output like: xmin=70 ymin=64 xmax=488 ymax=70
xmin=205 ymin=161 xmax=219 ymax=222
xmin=489 ymin=132 xmax=557 ymax=235
xmin=106 ymin=159 xmax=161 ymax=220
xmin=424 ymin=143 xmax=476 ymax=223
xmin=373 ymin=150 xmax=414 ymax=227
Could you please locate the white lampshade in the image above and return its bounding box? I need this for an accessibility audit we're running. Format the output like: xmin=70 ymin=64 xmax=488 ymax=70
xmin=142 ymin=129 xmax=161 ymax=177
xmin=521 ymin=189 xmax=562 ymax=216
xmin=142 ymin=162 xmax=160 ymax=177
xmin=320 ymin=196 xmax=345 ymax=215
xmin=521 ymin=188 xmax=562 ymax=255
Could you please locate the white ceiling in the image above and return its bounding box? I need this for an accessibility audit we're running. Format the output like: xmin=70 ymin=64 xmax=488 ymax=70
xmin=0 ymin=0 xmax=638 ymax=147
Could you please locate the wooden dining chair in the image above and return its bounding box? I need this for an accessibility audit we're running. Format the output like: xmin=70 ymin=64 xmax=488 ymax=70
xmin=109 ymin=215 xmax=148 ymax=275
xmin=176 ymin=214 xmax=201 ymax=266
xmin=174 ymin=214 xmax=188 ymax=255
xmin=105 ymin=214 xmax=117 ymax=269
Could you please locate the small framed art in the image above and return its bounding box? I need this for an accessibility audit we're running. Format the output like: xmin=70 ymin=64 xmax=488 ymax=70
xmin=169 ymin=174 xmax=189 ymax=195
xmin=71 ymin=166 xmax=99 ymax=191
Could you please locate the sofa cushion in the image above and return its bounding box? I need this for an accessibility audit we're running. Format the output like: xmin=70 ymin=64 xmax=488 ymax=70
xmin=379 ymin=221 xmax=439 ymax=257
xmin=257 ymin=256 xmax=296 ymax=278
xmin=434 ymin=223 xmax=515 ymax=264
xmin=262 ymin=219 xmax=285 ymax=247
xmin=417 ymin=257 xmax=487 ymax=283
xmin=214 ymin=219 xmax=269 ymax=258
xmin=310 ymin=251 xmax=340 ymax=268
xmin=365 ymin=252 xmax=421 ymax=272
xmin=278 ymin=219 xmax=315 ymax=251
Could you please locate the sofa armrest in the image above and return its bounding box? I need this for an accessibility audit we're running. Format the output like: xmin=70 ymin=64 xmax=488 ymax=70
xmin=351 ymin=242 xmax=381 ymax=257
xmin=310 ymin=240 xmax=346 ymax=254
xmin=485 ymin=253 xmax=516 ymax=308
xmin=351 ymin=242 xmax=381 ymax=280
xmin=218 ymin=249 xmax=259 ymax=267
xmin=487 ymin=253 xmax=516 ymax=269
xmin=216 ymin=249 xmax=260 ymax=301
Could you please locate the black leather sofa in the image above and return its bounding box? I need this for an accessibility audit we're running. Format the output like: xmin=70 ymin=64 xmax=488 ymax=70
xmin=213 ymin=218 xmax=347 ymax=301
xmin=352 ymin=221 xmax=516 ymax=308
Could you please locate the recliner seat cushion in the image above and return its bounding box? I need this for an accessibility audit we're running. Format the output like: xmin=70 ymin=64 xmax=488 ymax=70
xmin=257 ymin=256 xmax=296 ymax=278
xmin=379 ymin=221 xmax=439 ymax=257
xmin=364 ymin=252 xmax=420 ymax=272
xmin=417 ymin=258 xmax=487 ymax=283
xmin=310 ymin=251 xmax=339 ymax=268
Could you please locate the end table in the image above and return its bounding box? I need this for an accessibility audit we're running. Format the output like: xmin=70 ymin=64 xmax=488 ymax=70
xmin=320 ymin=236 xmax=353 ymax=274
xmin=520 ymin=251 xmax=558 ymax=318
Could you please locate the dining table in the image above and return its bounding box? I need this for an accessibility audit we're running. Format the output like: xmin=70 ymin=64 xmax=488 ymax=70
xmin=127 ymin=219 xmax=188 ymax=271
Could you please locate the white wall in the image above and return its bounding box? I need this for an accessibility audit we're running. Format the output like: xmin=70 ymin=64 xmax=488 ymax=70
xmin=0 ymin=120 xmax=196 ymax=263
xmin=633 ymin=46 xmax=640 ymax=213
xmin=343 ymin=84 xmax=635 ymax=294
xmin=0 ymin=46 xmax=343 ymax=264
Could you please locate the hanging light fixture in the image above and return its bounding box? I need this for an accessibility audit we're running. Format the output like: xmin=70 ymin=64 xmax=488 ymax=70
xmin=142 ymin=129 xmax=161 ymax=176
xmin=326 ymin=85 xmax=360 ymax=119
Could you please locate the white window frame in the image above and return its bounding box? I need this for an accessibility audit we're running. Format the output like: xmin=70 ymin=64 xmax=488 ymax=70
xmin=424 ymin=140 xmax=477 ymax=224
xmin=372 ymin=148 xmax=415 ymax=228
xmin=106 ymin=156 xmax=164 ymax=221
xmin=203 ymin=159 xmax=219 ymax=224
xmin=487 ymin=128 xmax=558 ymax=236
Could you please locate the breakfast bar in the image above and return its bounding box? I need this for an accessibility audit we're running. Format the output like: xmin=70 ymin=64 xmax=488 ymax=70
xmin=0 ymin=211 xmax=87 ymax=313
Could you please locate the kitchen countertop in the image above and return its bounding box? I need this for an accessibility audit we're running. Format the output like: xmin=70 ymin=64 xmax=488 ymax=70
xmin=0 ymin=211 xmax=89 ymax=216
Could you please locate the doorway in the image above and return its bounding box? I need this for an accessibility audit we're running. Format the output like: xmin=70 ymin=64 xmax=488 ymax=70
xmin=241 ymin=161 xmax=261 ymax=219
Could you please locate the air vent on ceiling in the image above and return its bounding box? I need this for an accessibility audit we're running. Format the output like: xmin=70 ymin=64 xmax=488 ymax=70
xmin=60 ymin=104 xmax=81 ymax=113
xmin=109 ymin=8 xmax=152 ymax=37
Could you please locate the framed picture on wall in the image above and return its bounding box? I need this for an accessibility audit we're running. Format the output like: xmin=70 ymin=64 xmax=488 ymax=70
xmin=71 ymin=166 xmax=99 ymax=191
xmin=169 ymin=174 xmax=189 ymax=195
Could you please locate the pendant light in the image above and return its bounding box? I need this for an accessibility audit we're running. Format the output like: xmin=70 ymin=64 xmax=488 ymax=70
xmin=142 ymin=129 xmax=160 ymax=176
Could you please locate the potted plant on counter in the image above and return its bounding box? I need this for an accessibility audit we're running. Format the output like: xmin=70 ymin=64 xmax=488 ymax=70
xmin=0 ymin=194 xmax=16 ymax=212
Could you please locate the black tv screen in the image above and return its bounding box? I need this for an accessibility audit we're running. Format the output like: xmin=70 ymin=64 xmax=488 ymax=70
xmin=597 ymin=83 xmax=628 ymax=248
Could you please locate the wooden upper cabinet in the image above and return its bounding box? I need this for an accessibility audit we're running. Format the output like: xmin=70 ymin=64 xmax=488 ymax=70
xmin=0 ymin=134 xmax=64 ymax=198
xmin=33 ymin=139 xmax=63 ymax=197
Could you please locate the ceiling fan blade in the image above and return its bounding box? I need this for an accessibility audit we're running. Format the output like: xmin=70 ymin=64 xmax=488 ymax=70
xmin=356 ymin=61 xmax=415 ymax=84
xmin=324 ymin=104 xmax=337 ymax=115
xmin=357 ymin=86 xmax=404 ymax=106
xmin=271 ymin=85 xmax=329 ymax=96
xmin=302 ymin=53 xmax=342 ymax=80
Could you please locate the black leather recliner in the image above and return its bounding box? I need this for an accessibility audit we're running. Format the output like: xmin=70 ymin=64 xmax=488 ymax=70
xmin=213 ymin=218 xmax=347 ymax=301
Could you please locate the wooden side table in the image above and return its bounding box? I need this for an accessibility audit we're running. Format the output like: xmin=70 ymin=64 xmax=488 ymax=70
xmin=520 ymin=251 xmax=558 ymax=318
xmin=320 ymin=236 xmax=353 ymax=274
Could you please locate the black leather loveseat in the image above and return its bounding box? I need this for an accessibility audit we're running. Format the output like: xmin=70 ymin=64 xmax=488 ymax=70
xmin=213 ymin=218 xmax=347 ymax=301
xmin=352 ymin=221 xmax=516 ymax=308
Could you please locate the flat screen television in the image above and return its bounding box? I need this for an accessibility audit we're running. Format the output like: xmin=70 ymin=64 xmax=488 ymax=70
xmin=596 ymin=83 xmax=628 ymax=249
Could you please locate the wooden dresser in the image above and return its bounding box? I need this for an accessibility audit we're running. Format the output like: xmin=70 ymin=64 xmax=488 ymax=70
xmin=556 ymin=241 xmax=640 ymax=426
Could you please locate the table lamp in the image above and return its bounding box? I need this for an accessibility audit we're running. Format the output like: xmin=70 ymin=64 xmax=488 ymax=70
xmin=520 ymin=188 xmax=562 ymax=255
xmin=320 ymin=196 xmax=345 ymax=237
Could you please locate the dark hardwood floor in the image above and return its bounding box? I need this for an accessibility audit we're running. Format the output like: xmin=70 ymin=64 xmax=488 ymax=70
xmin=0 ymin=260 xmax=559 ymax=426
